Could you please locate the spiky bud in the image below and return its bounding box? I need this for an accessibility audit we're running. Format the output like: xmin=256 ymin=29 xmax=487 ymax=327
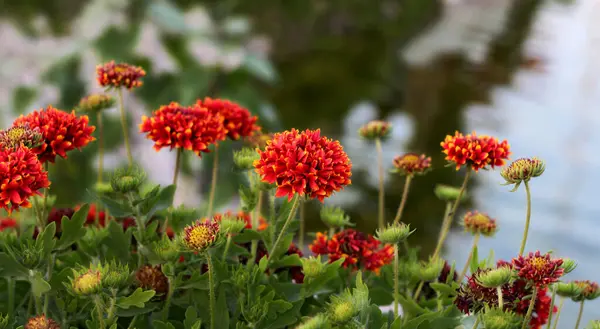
xmin=182 ymin=220 xmax=220 ymax=253
xmin=586 ymin=320 xmax=600 ymax=329
xmin=556 ymin=281 xmax=586 ymax=298
xmin=434 ymin=184 xmax=468 ymax=202
xmin=376 ymin=222 xmax=413 ymax=245
xmin=462 ymin=211 xmax=498 ymax=237
xmin=328 ymin=297 xmax=357 ymax=324
xmin=24 ymin=315 xmax=60 ymax=329
xmin=219 ymin=217 xmax=247 ymax=235
xmin=102 ymin=261 xmax=130 ymax=289
xmin=481 ymin=307 xmax=524 ymax=329
xmin=0 ymin=125 xmax=44 ymax=150
xmin=136 ymin=265 xmax=169 ymax=296
xmin=391 ymin=153 xmax=432 ymax=176
xmin=301 ymin=256 xmax=326 ymax=279
xmin=233 ymin=148 xmax=260 ymax=170
xmin=76 ymin=93 xmax=115 ymax=113
xmin=296 ymin=314 xmax=330 ymax=329
xmin=320 ymin=206 xmax=352 ymax=229
xmin=72 ymin=269 xmax=103 ymax=295
xmin=110 ymin=166 xmax=146 ymax=193
xmin=168 ymin=205 xmax=198 ymax=225
xmin=560 ymin=258 xmax=577 ymax=274
xmin=476 ymin=267 xmax=514 ymax=288
xmin=501 ymin=157 xmax=545 ymax=191
xmin=358 ymin=120 xmax=391 ymax=141
xmin=151 ymin=236 xmax=180 ymax=263
xmin=93 ymin=182 xmax=113 ymax=194
xmin=418 ymin=258 xmax=445 ymax=281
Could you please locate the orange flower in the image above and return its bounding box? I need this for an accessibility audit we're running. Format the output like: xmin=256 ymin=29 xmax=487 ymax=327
xmin=196 ymin=97 xmax=260 ymax=140
xmin=96 ymin=61 xmax=146 ymax=89
xmin=392 ymin=153 xmax=432 ymax=176
xmin=140 ymin=102 xmax=226 ymax=156
xmin=13 ymin=106 xmax=96 ymax=163
xmin=441 ymin=131 xmax=510 ymax=171
xmin=24 ymin=315 xmax=60 ymax=329
xmin=0 ymin=145 xmax=50 ymax=213
xmin=254 ymin=129 xmax=352 ymax=202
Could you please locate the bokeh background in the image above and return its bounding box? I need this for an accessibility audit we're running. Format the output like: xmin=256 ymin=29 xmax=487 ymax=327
xmin=1 ymin=0 xmax=598 ymax=325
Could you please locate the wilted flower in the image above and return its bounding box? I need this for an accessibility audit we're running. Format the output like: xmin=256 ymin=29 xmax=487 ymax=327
xmin=572 ymin=280 xmax=600 ymax=301
xmin=196 ymin=97 xmax=260 ymax=140
xmin=391 ymin=153 xmax=432 ymax=176
xmin=501 ymin=157 xmax=546 ymax=191
xmin=512 ymin=251 xmax=564 ymax=287
xmin=24 ymin=315 xmax=60 ymax=329
xmin=301 ymin=256 xmax=326 ymax=279
xmin=182 ymin=220 xmax=220 ymax=252
xmin=376 ymin=222 xmax=413 ymax=245
xmin=110 ymin=166 xmax=146 ymax=193
xmin=13 ymin=106 xmax=96 ymax=163
xmin=320 ymin=205 xmax=352 ymax=229
xmin=358 ymin=120 xmax=391 ymax=140
xmin=254 ymin=129 xmax=352 ymax=202
xmin=441 ymin=131 xmax=510 ymax=171
xmin=96 ymin=61 xmax=146 ymax=89
xmin=136 ymin=265 xmax=169 ymax=296
xmin=0 ymin=125 xmax=43 ymax=150
xmin=233 ymin=148 xmax=260 ymax=170
xmin=434 ymin=184 xmax=468 ymax=202
xmin=476 ymin=267 xmax=514 ymax=288
xmin=481 ymin=307 xmax=524 ymax=329
xmin=140 ymin=102 xmax=226 ymax=156
xmin=71 ymin=269 xmax=103 ymax=295
xmin=555 ymin=281 xmax=586 ymax=298
xmin=0 ymin=145 xmax=50 ymax=212
xmin=77 ymin=94 xmax=115 ymax=113
xmin=462 ymin=211 xmax=498 ymax=237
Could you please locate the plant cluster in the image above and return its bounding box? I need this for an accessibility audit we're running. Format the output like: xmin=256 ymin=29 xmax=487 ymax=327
xmin=0 ymin=62 xmax=597 ymax=329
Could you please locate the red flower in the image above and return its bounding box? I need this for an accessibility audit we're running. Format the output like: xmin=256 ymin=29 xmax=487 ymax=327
xmin=462 ymin=211 xmax=497 ymax=237
xmin=254 ymin=129 xmax=352 ymax=202
xmin=74 ymin=203 xmax=107 ymax=227
xmin=310 ymin=229 xmax=393 ymax=273
xmin=196 ymin=97 xmax=260 ymax=140
xmin=0 ymin=145 xmax=50 ymax=212
xmin=0 ymin=218 xmax=17 ymax=231
xmin=47 ymin=208 xmax=75 ymax=230
xmin=213 ymin=210 xmax=268 ymax=231
xmin=283 ymin=243 xmax=305 ymax=283
xmin=392 ymin=153 xmax=431 ymax=176
xmin=13 ymin=106 xmax=96 ymax=163
xmin=96 ymin=61 xmax=146 ymax=90
xmin=573 ymin=280 xmax=600 ymax=300
xmin=512 ymin=251 xmax=564 ymax=287
xmin=139 ymin=102 xmax=226 ymax=156
xmin=441 ymin=131 xmax=510 ymax=171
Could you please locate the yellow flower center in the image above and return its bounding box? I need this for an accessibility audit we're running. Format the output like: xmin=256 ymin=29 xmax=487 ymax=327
xmin=114 ymin=65 xmax=127 ymax=73
xmin=471 ymin=213 xmax=491 ymax=226
xmin=187 ymin=225 xmax=213 ymax=249
xmin=530 ymin=257 xmax=548 ymax=271
xmin=73 ymin=271 xmax=101 ymax=294
xmin=7 ymin=127 xmax=26 ymax=142
xmin=401 ymin=154 xmax=419 ymax=164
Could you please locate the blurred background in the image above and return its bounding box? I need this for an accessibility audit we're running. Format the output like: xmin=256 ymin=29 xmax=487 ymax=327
xmin=1 ymin=0 xmax=598 ymax=325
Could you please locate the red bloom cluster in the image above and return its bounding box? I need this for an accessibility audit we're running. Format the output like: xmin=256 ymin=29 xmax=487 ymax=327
xmin=139 ymin=102 xmax=226 ymax=156
xmin=213 ymin=210 xmax=268 ymax=231
xmin=13 ymin=106 xmax=96 ymax=163
xmin=455 ymin=264 xmax=556 ymax=329
xmin=0 ymin=218 xmax=17 ymax=231
xmin=196 ymin=97 xmax=260 ymax=140
xmin=441 ymin=131 xmax=510 ymax=171
xmin=310 ymin=229 xmax=393 ymax=273
xmin=0 ymin=145 xmax=50 ymax=212
xmin=512 ymin=251 xmax=564 ymax=286
xmin=254 ymin=129 xmax=352 ymax=202
xmin=96 ymin=61 xmax=146 ymax=89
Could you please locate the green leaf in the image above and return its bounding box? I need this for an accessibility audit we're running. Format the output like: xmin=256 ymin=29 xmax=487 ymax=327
xmin=270 ymin=233 xmax=294 ymax=261
xmin=56 ymin=204 xmax=89 ymax=250
xmin=152 ymin=320 xmax=176 ymax=329
xmin=214 ymin=288 xmax=230 ymax=329
xmin=232 ymin=229 xmax=262 ymax=243
xmin=470 ymin=246 xmax=480 ymax=274
xmin=397 ymin=295 xmax=426 ymax=317
xmin=144 ymin=184 xmax=176 ymax=219
xmin=93 ymin=192 xmax=134 ymax=218
xmin=269 ymin=254 xmax=302 ymax=269
xmin=12 ymin=86 xmax=38 ymax=114
xmin=184 ymin=306 xmax=199 ymax=329
xmin=263 ymin=300 xmax=303 ymax=329
xmin=30 ymin=271 xmax=51 ymax=298
xmin=0 ymin=252 xmax=29 ymax=277
xmin=117 ymin=288 xmax=156 ymax=309
xmin=242 ymin=55 xmax=278 ymax=84
xmin=103 ymin=220 xmax=132 ymax=263
xmin=115 ymin=303 xmax=158 ymax=317
xmin=428 ymin=282 xmax=458 ymax=297
xmin=36 ymin=222 xmax=56 ymax=256
xmin=258 ymin=255 xmax=269 ymax=273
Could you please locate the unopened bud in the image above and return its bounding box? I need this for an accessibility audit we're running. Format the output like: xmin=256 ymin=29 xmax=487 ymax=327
xmin=434 ymin=184 xmax=468 ymax=202
xmin=556 ymin=282 xmax=586 ymax=298
xmin=476 ymin=267 xmax=513 ymax=288
xmin=481 ymin=307 xmax=523 ymax=329
xmin=419 ymin=258 xmax=445 ymax=281
xmin=560 ymin=258 xmax=577 ymax=274
xmin=111 ymin=166 xmax=146 ymax=193
xmin=586 ymin=320 xmax=600 ymax=329
xmin=358 ymin=120 xmax=391 ymax=141
xmin=296 ymin=314 xmax=330 ymax=329
xmin=301 ymin=256 xmax=326 ymax=279
xmin=103 ymin=261 xmax=130 ymax=289
xmin=320 ymin=206 xmax=352 ymax=229
xmin=233 ymin=148 xmax=260 ymax=170
xmin=72 ymin=269 xmax=103 ymax=295
xmin=376 ymin=222 xmax=413 ymax=245
xmin=501 ymin=157 xmax=545 ymax=191
xmin=219 ymin=217 xmax=247 ymax=235
xmin=77 ymin=94 xmax=115 ymax=113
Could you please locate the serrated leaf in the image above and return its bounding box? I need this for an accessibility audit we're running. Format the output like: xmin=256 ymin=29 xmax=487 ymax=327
xmin=117 ymin=288 xmax=156 ymax=309
xmin=270 ymin=233 xmax=294 ymax=261
xmin=232 ymin=229 xmax=262 ymax=243
xmin=56 ymin=204 xmax=89 ymax=250
xmin=398 ymin=295 xmax=426 ymax=317
xmin=0 ymin=252 xmax=29 ymax=277
xmin=144 ymin=184 xmax=176 ymax=219
xmin=103 ymin=220 xmax=132 ymax=263
xmin=93 ymin=192 xmax=134 ymax=218
xmin=30 ymin=271 xmax=51 ymax=298
xmin=36 ymin=222 xmax=56 ymax=256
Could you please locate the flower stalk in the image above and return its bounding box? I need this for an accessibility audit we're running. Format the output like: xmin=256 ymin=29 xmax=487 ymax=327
xmin=299 ymin=200 xmax=306 ymax=250
xmin=393 ymin=244 xmax=400 ymax=318
xmin=206 ymin=253 xmax=216 ymax=329
xmin=393 ymin=175 xmax=412 ymax=224
xmin=574 ymin=300 xmax=585 ymax=329
xmin=375 ymin=138 xmax=385 ymax=231
xmin=545 ymin=285 xmax=557 ymax=329
xmin=521 ymin=286 xmax=538 ymax=329
xmin=551 ymin=298 xmax=565 ymax=329
xmin=117 ymin=88 xmax=133 ymax=167
xmin=207 ymin=145 xmax=219 ymax=217
xmin=519 ymin=181 xmax=532 ymax=256
xmin=268 ymin=195 xmax=301 ymax=263
xmin=459 ymin=233 xmax=480 ymax=281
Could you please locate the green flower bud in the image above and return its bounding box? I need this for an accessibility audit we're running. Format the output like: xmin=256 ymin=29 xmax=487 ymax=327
xmin=301 ymin=256 xmax=326 ymax=279
xmin=168 ymin=205 xmax=198 ymax=225
xmin=501 ymin=157 xmax=545 ymax=191
xmin=94 ymin=182 xmax=113 ymax=195
xmin=296 ymin=314 xmax=330 ymax=329
xmin=102 ymin=261 xmax=131 ymax=289
xmin=0 ymin=313 xmax=8 ymax=329
xmin=434 ymin=184 xmax=468 ymax=202
xmin=3 ymin=234 xmax=45 ymax=269
xmin=476 ymin=267 xmax=514 ymax=288
xmin=376 ymin=222 xmax=413 ymax=245
xmin=358 ymin=120 xmax=392 ymax=141
xmin=150 ymin=236 xmax=180 ymax=263
xmin=586 ymin=320 xmax=600 ymax=329
xmin=110 ymin=166 xmax=146 ymax=193
xmin=82 ymin=226 xmax=110 ymax=248
xmin=556 ymin=282 xmax=586 ymax=298
xmin=219 ymin=217 xmax=247 ymax=235
xmin=418 ymin=258 xmax=445 ymax=282
xmin=233 ymin=148 xmax=260 ymax=170
xmin=76 ymin=93 xmax=115 ymax=113
xmin=572 ymin=280 xmax=600 ymax=301
xmin=560 ymin=258 xmax=577 ymax=274
xmin=320 ymin=206 xmax=353 ymax=229
xmin=481 ymin=307 xmax=523 ymax=329
xmin=328 ymin=297 xmax=357 ymax=324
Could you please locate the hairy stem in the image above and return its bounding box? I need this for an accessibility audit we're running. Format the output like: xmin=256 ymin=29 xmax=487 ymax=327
xmin=574 ymin=300 xmax=585 ymax=329
xmin=519 ymin=181 xmax=532 ymax=256
xmin=521 ymin=286 xmax=538 ymax=329
xmin=94 ymin=295 xmax=106 ymax=329
xmin=207 ymin=253 xmax=216 ymax=329
xmin=413 ymin=281 xmax=425 ymax=302
xmin=393 ymin=175 xmax=413 ymax=224
xmin=117 ymin=88 xmax=133 ymax=167
xmin=162 ymin=277 xmax=174 ymax=322
xmin=299 ymin=200 xmax=305 ymax=250
xmin=222 ymin=235 xmax=233 ymax=262
xmin=546 ymin=285 xmax=557 ymax=329
xmin=248 ymin=190 xmax=263 ymax=267
xmin=551 ymin=298 xmax=565 ymax=329
xmin=96 ymin=111 xmax=104 ymax=227
xmin=206 ymin=145 xmax=219 ymax=217
xmin=375 ymin=138 xmax=385 ymax=231
xmin=497 ymin=286 xmax=504 ymax=310
xmin=393 ymin=244 xmax=400 ymax=318
xmin=472 ymin=317 xmax=481 ymax=329
xmin=459 ymin=233 xmax=480 ymax=281
xmin=163 ymin=148 xmax=183 ymax=233
xmin=43 ymin=254 xmax=55 ymax=314
xmin=268 ymin=195 xmax=300 ymax=263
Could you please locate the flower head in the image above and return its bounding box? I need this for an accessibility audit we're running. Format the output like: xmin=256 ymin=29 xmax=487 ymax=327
xmin=24 ymin=315 xmax=60 ymax=329
xmin=501 ymin=157 xmax=545 ymax=191
xmin=140 ymin=102 xmax=226 ymax=156
xmin=196 ymin=97 xmax=260 ymax=140
xmin=441 ymin=131 xmax=511 ymax=171
xmin=72 ymin=269 xmax=103 ymax=295
xmin=254 ymin=129 xmax=352 ymax=202
xmin=0 ymin=145 xmax=50 ymax=213
xmin=462 ymin=211 xmax=498 ymax=237
xmin=135 ymin=265 xmax=169 ymax=296
xmin=96 ymin=61 xmax=146 ymax=89
xmin=77 ymin=93 xmax=115 ymax=113
xmin=572 ymin=280 xmax=600 ymax=301
xmin=555 ymin=281 xmax=586 ymax=298
xmin=358 ymin=120 xmax=391 ymax=140
xmin=183 ymin=220 xmax=220 ymax=252
xmin=0 ymin=125 xmax=44 ymax=150
xmin=13 ymin=106 xmax=96 ymax=163
xmin=392 ymin=153 xmax=432 ymax=176
xmin=512 ymin=251 xmax=564 ymax=287
xmin=476 ymin=267 xmax=514 ymax=288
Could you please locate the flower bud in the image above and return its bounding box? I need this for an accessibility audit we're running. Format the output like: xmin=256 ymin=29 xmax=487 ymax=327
xmin=586 ymin=320 xmax=600 ymax=329
xmin=560 ymin=258 xmax=577 ymax=274
xmin=102 ymin=261 xmax=130 ymax=289
xmin=501 ymin=157 xmax=545 ymax=191
xmin=110 ymin=166 xmax=146 ymax=193
xmin=572 ymin=280 xmax=600 ymax=301
xmin=219 ymin=217 xmax=247 ymax=235
xmin=296 ymin=314 xmax=330 ymax=329
xmin=462 ymin=211 xmax=497 ymax=237
xmin=0 ymin=125 xmax=44 ymax=150
xmin=391 ymin=153 xmax=432 ymax=176
xmin=76 ymin=94 xmax=115 ymax=113
xmin=301 ymin=256 xmax=326 ymax=279
xmin=136 ymin=265 xmax=169 ymax=297
xmin=434 ymin=184 xmax=468 ymax=202
xmin=233 ymin=148 xmax=260 ymax=170
xmin=358 ymin=120 xmax=391 ymax=141
xmin=151 ymin=236 xmax=180 ymax=263
xmin=72 ymin=269 xmax=103 ymax=295
xmin=419 ymin=258 xmax=445 ymax=281
xmin=182 ymin=220 xmax=220 ymax=253
xmin=328 ymin=298 xmax=357 ymax=324
xmin=94 ymin=182 xmax=113 ymax=195
xmin=320 ymin=206 xmax=352 ymax=229
xmin=376 ymin=222 xmax=413 ymax=245
xmin=481 ymin=307 xmax=523 ymax=329
xmin=168 ymin=205 xmax=198 ymax=224
xmin=24 ymin=315 xmax=60 ymax=329
xmin=476 ymin=267 xmax=513 ymax=288
xmin=556 ymin=282 xmax=586 ymax=298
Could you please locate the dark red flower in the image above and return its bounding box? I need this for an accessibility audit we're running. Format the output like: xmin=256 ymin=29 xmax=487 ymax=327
xmin=139 ymin=102 xmax=226 ymax=156
xmin=96 ymin=61 xmax=146 ymax=89
xmin=0 ymin=218 xmax=17 ymax=231
xmin=136 ymin=265 xmax=169 ymax=297
xmin=0 ymin=145 xmax=50 ymax=212
xmin=512 ymin=251 xmax=564 ymax=287
xmin=196 ymin=97 xmax=260 ymax=140
xmin=310 ymin=229 xmax=393 ymax=273
xmin=47 ymin=208 xmax=75 ymax=231
xmin=13 ymin=106 xmax=96 ymax=163
xmin=441 ymin=131 xmax=510 ymax=171
xmin=254 ymin=129 xmax=352 ymax=202
xmin=24 ymin=314 xmax=60 ymax=329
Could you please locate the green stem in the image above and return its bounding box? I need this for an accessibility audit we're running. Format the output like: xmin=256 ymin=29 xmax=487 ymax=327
xmin=552 ymin=298 xmax=565 ymax=329
xmin=472 ymin=317 xmax=481 ymax=329
xmin=497 ymin=286 xmax=503 ymax=310
xmin=7 ymin=277 xmax=15 ymax=321
xmin=222 ymin=235 xmax=233 ymax=262
xmin=206 ymin=145 xmax=219 ymax=217
xmin=329 ymin=227 xmax=335 ymax=238
xmin=393 ymin=244 xmax=399 ymax=318
xmin=106 ymin=289 xmax=117 ymax=325
xmin=127 ymin=193 xmax=146 ymax=267
xmin=248 ymin=190 xmax=263 ymax=267
xmin=393 ymin=175 xmax=413 ymax=224
xmin=432 ymin=168 xmax=471 ymax=259
xmin=459 ymin=233 xmax=480 ymax=281
xmin=96 ymin=111 xmax=104 ymax=227
xmin=267 ymin=195 xmax=301 ymax=263
xmin=34 ymin=295 xmax=42 ymax=315
xmin=375 ymin=138 xmax=385 ymax=231
xmin=519 ymin=181 xmax=532 ymax=256
xmin=117 ymin=88 xmax=133 ymax=167
xmin=574 ymin=300 xmax=585 ymax=329
xmin=207 ymin=253 xmax=216 ymax=329
xmin=162 ymin=149 xmax=183 ymax=234
xmin=162 ymin=277 xmax=174 ymax=322
xmin=521 ymin=286 xmax=538 ymax=329
xmin=43 ymin=254 xmax=55 ymax=314
xmin=299 ymin=200 xmax=305 ymax=250
xmin=413 ymin=280 xmax=425 ymax=301
xmin=127 ymin=315 xmax=139 ymax=329
xmin=94 ymin=295 xmax=106 ymax=329
xmin=269 ymin=190 xmax=276 ymax=242
xmin=546 ymin=285 xmax=557 ymax=329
